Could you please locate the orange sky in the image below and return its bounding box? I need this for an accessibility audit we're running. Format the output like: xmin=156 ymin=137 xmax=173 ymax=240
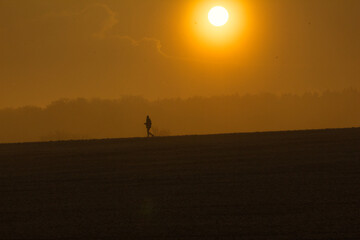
xmin=1 ymin=0 xmax=359 ymax=108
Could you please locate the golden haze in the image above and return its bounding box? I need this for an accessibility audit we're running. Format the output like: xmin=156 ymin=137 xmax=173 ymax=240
xmin=0 ymin=0 xmax=359 ymax=113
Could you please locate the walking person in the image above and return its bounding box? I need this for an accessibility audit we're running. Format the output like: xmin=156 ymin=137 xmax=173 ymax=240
xmin=144 ymin=115 xmax=154 ymax=137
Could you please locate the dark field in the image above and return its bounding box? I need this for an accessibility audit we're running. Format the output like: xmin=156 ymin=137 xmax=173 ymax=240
xmin=0 ymin=129 xmax=360 ymax=239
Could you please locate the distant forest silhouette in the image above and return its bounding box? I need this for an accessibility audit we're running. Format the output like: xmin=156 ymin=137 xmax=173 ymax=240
xmin=0 ymin=89 xmax=359 ymax=143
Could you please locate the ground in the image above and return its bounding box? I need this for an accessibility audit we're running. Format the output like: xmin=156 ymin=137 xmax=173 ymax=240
xmin=0 ymin=128 xmax=359 ymax=239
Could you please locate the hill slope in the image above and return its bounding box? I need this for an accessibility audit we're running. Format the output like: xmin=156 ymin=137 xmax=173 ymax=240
xmin=0 ymin=128 xmax=359 ymax=239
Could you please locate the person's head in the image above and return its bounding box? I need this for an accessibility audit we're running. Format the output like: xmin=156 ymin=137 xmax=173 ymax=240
xmin=147 ymin=115 xmax=150 ymax=119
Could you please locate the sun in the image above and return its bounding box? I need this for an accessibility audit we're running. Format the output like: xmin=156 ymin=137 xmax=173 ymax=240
xmin=208 ymin=6 xmax=229 ymax=27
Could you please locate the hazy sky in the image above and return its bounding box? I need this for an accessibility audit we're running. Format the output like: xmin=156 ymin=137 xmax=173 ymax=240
xmin=1 ymin=0 xmax=359 ymax=107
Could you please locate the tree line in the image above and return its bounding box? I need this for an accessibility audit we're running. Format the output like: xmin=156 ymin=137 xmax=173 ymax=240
xmin=0 ymin=89 xmax=359 ymax=143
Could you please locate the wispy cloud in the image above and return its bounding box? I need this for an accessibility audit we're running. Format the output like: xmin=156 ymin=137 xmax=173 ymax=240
xmin=111 ymin=35 xmax=170 ymax=58
xmin=92 ymin=5 xmax=170 ymax=58
xmin=42 ymin=3 xmax=169 ymax=58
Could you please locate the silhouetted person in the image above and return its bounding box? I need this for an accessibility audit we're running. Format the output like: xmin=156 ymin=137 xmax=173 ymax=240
xmin=144 ymin=115 xmax=154 ymax=137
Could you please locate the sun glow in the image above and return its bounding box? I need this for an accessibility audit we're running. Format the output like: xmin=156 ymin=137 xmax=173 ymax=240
xmin=183 ymin=1 xmax=250 ymax=57
xmin=208 ymin=6 xmax=229 ymax=27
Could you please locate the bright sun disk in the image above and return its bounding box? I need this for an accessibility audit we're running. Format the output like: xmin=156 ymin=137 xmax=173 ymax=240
xmin=208 ymin=6 xmax=229 ymax=27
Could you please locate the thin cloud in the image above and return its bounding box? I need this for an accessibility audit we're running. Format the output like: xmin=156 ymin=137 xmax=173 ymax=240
xmin=43 ymin=3 xmax=170 ymax=58
xmin=112 ymin=35 xmax=170 ymax=58
xmin=41 ymin=4 xmax=216 ymax=62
